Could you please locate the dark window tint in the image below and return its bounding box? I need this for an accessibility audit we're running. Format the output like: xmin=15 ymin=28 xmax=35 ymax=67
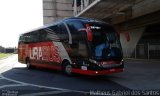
xmin=47 ymin=23 xmax=69 ymax=41
xmin=78 ymin=33 xmax=89 ymax=57
xmin=59 ymin=23 xmax=68 ymax=34
xmin=66 ymin=20 xmax=84 ymax=43
xmin=66 ymin=20 xmax=84 ymax=33
xmin=19 ymin=33 xmax=31 ymax=44
xmin=30 ymin=31 xmax=39 ymax=42
xmin=58 ymin=23 xmax=69 ymax=41
xmin=49 ymin=25 xmax=59 ymax=33
xmin=38 ymin=29 xmax=50 ymax=42
xmin=18 ymin=35 xmax=24 ymax=44
xmin=24 ymin=33 xmax=31 ymax=43
xmin=85 ymin=23 xmax=117 ymax=45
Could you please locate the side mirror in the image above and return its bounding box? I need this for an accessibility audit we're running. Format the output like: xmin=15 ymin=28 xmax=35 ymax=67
xmin=86 ymin=29 xmax=93 ymax=42
xmin=79 ymin=28 xmax=93 ymax=42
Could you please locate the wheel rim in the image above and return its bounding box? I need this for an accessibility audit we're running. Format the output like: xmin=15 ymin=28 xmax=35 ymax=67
xmin=65 ymin=64 xmax=72 ymax=74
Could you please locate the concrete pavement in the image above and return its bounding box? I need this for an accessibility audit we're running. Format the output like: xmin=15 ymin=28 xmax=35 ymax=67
xmin=108 ymin=59 xmax=160 ymax=90
xmin=1 ymin=55 xmax=160 ymax=96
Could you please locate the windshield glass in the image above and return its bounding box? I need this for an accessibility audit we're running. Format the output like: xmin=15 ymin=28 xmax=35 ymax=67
xmin=86 ymin=23 xmax=122 ymax=60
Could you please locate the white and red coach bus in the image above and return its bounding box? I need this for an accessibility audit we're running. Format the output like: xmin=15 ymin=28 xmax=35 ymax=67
xmin=18 ymin=17 xmax=124 ymax=75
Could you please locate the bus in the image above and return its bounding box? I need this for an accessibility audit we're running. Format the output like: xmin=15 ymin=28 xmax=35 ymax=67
xmin=18 ymin=17 xmax=124 ymax=75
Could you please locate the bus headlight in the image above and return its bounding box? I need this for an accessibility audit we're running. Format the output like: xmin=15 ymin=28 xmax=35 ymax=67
xmin=89 ymin=59 xmax=101 ymax=66
xmin=89 ymin=59 xmax=97 ymax=64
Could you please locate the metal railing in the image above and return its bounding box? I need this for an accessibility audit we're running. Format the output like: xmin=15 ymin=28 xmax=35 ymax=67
xmin=130 ymin=43 xmax=160 ymax=59
xmin=73 ymin=0 xmax=99 ymax=16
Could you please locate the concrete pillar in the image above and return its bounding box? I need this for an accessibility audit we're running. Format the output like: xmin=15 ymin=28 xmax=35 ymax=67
xmin=120 ymin=27 xmax=145 ymax=58
xmin=43 ymin=0 xmax=73 ymax=24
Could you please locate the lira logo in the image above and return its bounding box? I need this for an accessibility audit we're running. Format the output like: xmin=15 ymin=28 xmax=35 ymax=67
xmin=30 ymin=45 xmax=62 ymax=63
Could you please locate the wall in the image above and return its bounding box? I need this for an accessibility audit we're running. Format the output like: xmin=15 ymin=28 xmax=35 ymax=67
xmin=43 ymin=0 xmax=73 ymax=24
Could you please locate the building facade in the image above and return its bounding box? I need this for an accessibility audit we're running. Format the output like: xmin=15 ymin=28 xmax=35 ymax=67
xmin=43 ymin=0 xmax=73 ymax=24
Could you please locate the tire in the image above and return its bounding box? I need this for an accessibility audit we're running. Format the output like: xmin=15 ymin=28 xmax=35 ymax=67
xmin=62 ymin=62 xmax=72 ymax=76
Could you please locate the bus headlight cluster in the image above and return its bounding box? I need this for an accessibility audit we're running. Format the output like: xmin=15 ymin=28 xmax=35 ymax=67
xmin=89 ymin=59 xmax=97 ymax=64
xmin=89 ymin=59 xmax=102 ymax=67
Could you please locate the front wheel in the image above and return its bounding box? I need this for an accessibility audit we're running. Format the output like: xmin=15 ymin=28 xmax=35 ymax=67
xmin=62 ymin=62 xmax=72 ymax=76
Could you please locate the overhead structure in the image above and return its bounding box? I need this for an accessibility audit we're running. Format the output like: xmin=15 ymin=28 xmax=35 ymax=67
xmin=74 ymin=0 xmax=133 ymax=20
xmin=73 ymin=0 xmax=160 ymax=28
xmin=73 ymin=0 xmax=160 ymax=59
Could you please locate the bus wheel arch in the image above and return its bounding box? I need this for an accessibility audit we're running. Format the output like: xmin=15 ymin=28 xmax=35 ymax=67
xmin=61 ymin=59 xmax=72 ymax=75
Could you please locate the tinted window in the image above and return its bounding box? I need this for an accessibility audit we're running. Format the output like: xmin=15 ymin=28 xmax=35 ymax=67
xmin=78 ymin=33 xmax=89 ymax=57
xmin=59 ymin=23 xmax=68 ymax=34
xmin=84 ymin=23 xmax=122 ymax=60
xmin=18 ymin=35 xmax=24 ymax=44
xmin=66 ymin=20 xmax=84 ymax=33
xmin=48 ymin=25 xmax=59 ymax=33
xmin=24 ymin=33 xmax=31 ymax=43
xmin=85 ymin=23 xmax=117 ymax=45
xmin=58 ymin=23 xmax=69 ymax=41
xmin=38 ymin=29 xmax=49 ymax=42
xmin=47 ymin=23 xmax=69 ymax=41
xmin=29 ymin=31 xmax=39 ymax=42
xmin=66 ymin=20 xmax=84 ymax=43
xmin=19 ymin=33 xmax=31 ymax=44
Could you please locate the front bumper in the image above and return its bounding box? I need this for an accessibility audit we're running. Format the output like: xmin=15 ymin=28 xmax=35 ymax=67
xmin=72 ymin=68 xmax=123 ymax=76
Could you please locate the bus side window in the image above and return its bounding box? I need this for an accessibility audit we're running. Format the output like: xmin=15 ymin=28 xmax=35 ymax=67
xmin=78 ymin=32 xmax=89 ymax=57
xmin=58 ymin=23 xmax=69 ymax=41
xmin=64 ymin=21 xmax=79 ymax=54
xmin=24 ymin=33 xmax=31 ymax=43
xmin=67 ymin=22 xmax=79 ymax=48
xmin=78 ymin=40 xmax=88 ymax=57
xmin=30 ymin=31 xmax=39 ymax=43
xmin=47 ymin=25 xmax=60 ymax=41
xmin=19 ymin=33 xmax=31 ymax=44
xmin=19 ymin=35 xmax=24 ymax=44
xmin=49 ymin=25 xmax=59 ymax=34
xmin=66 ymin=20 xmax=83 ymax=42
xmin=66 ymin=21 xmax=80 ymax=46
xmin=38 ymin=29 xmax=49 ymax=42
xmin=49 ymin=23 xmax=70 ymax=42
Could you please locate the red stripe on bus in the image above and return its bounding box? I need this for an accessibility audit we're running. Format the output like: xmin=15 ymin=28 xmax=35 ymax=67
xmin=72 ymin=68 xmax=123 ymax=76
xmin=31 ymin=63 xmax=61 ymax=70
xmin=30 ymin=63 xmax=123 ymax=76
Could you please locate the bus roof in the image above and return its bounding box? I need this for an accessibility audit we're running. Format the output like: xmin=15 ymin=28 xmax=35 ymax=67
xmin=21 ymin=17 xmax=108 ymax=35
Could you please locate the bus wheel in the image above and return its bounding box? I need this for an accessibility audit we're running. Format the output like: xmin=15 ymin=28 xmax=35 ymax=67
xmin=62 ymin=62 xmax=72 ymax=76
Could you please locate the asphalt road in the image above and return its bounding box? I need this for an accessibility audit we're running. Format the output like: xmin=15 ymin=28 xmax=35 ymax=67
xmin=0 ymin=55 xmax=129 ymax=96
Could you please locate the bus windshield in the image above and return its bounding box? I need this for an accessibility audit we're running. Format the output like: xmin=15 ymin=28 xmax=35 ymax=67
xmin=86 ymin=23 xmax=122 ymax=60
